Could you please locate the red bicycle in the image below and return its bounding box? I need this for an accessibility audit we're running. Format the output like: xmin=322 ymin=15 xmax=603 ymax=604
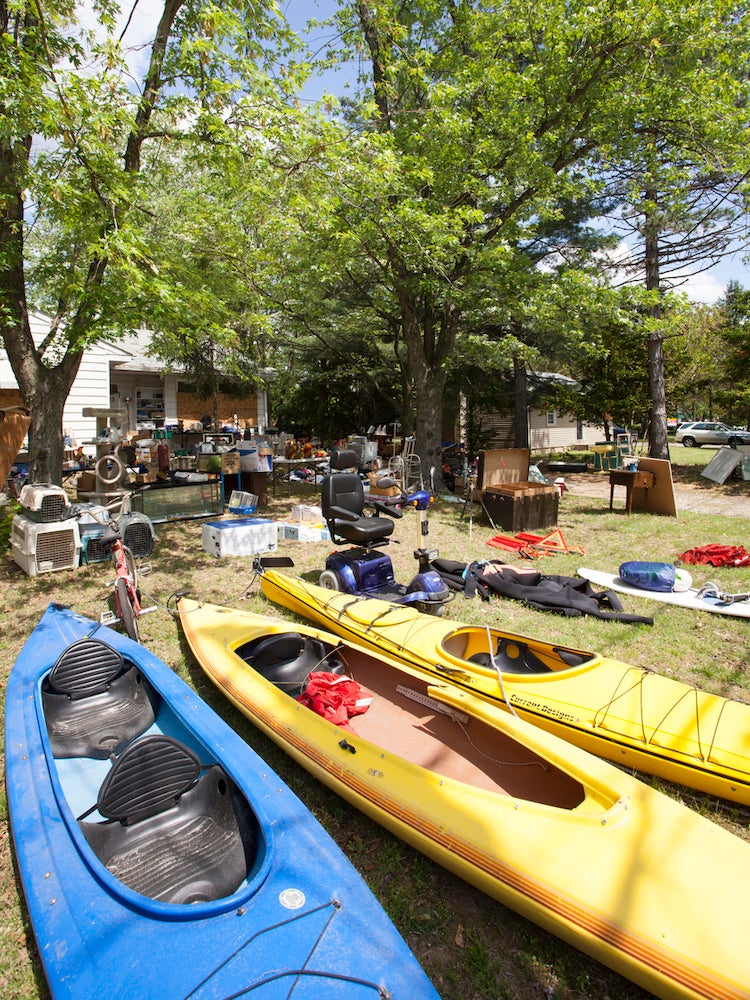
xmin=96 ymin=492 xmax=156 ymax=643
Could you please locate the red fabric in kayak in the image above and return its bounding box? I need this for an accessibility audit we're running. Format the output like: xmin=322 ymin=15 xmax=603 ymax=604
xmin=297 ymin=671 xmax=373 ymax=730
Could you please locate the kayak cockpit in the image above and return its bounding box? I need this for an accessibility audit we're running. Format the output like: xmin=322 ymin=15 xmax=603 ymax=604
xmin=42 ymin=637 xmax=157 ymax=758
xmin=230 ymin=626 xmax=592 ymax=811
xmin=441 ymin=628 xmax=594 ymax=675
xmin=78 ymin=734 xmax=257 ymax=905
xmin=236 ymin=631 xmax=346 ymax=696
xmin=43 ymin=637 xmax=262 ymax=909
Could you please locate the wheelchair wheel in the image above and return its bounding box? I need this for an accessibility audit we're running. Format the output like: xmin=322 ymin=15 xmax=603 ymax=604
xmin=319 ymin=570 xmax=341 ymax=591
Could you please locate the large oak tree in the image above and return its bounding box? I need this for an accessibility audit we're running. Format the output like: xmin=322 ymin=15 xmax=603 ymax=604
xmin=287 ymin=0 xmax=750 ymax=478
xmin=0 ymin=0 xmax=293 ymax=482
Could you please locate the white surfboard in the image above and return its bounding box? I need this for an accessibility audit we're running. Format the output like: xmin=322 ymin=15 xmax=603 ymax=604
xmin=578 ymin=567 xmax=750 ymax=619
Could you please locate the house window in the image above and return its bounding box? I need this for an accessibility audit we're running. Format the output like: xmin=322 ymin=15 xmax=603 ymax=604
xmin=546 ymin=410 xmax=557 ymax=427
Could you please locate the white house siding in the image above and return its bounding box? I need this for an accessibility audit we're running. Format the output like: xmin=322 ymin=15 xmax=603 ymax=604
xmin=472 ymin=410 xmax=603 ymax=452
xmin=64 ymin=344 xmax=117 ymax=449
xmin=528 ymin=411 xmax=604 ymax=451
xmin=0 ymin=314 xmax=135 ymax=452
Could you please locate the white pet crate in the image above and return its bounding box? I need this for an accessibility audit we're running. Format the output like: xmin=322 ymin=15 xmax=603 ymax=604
xmin=11 ymin=515 xmax=81 ymax=575
xmin=18 ymin=483 xmax=70 ymax=523
xmin=118 ymin=511 xmax=156 ymax=558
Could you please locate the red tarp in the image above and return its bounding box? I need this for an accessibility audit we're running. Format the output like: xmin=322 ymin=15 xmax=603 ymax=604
xmin=297 ymin=672 xmax=373 ymax=730
xmin=678 ymin=544 xmax=750 ymax=568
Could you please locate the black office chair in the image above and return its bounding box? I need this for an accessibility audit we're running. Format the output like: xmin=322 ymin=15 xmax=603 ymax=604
xmin=321 ymin=448 xmax=401 ymax=546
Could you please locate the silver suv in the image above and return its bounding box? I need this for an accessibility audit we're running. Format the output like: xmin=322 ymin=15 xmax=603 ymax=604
xmin=674 ymin=421 xmax=750 ymax=448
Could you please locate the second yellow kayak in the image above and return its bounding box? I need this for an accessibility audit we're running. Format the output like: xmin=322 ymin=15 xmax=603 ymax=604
xmin=260 ymin=568 xmax=750 ymax=805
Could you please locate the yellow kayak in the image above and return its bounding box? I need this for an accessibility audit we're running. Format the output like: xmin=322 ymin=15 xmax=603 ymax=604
xmin=260 ymin=569 xmax=750 ymax=806
xmin=178 ymin=596 xmax=750 ymax=1000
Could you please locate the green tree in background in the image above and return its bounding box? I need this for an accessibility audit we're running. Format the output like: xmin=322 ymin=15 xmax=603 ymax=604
xmin=715 ymin=280 xmax=750 ymax=426
xmin=0 ymin=1 xmax=295 ymax=482
xmin=286 ymin=0 xmax=750 ymax=484
xmin=596 ymin=2 xmax=750 ymax=457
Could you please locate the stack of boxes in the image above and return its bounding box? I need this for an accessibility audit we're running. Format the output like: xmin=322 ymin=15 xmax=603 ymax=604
xmin=277 ymin=504 xmax=330 ymax=543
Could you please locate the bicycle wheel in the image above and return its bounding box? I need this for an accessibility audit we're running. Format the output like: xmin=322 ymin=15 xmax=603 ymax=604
xmin=123 ymin=545 xmax=140 ymax=598
xmin=115 ymin=577 xmax=140 ymax=643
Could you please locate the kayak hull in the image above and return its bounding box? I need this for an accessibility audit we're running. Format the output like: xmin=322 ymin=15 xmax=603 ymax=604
xmin=260 ymin=570 xmax=750 ymax=806
xmin=179 ymin=596 xmax=750 ymax=1000
xmin=5 ymin=603 xmax=439 ymax=1000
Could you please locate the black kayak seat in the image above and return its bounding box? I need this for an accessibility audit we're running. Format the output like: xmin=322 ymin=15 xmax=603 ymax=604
xmin=237 ymin=632 xmax=346 ymax=695
xmin=468 ymin=638 xmax=551 ymax=675
xmin=80 ymin=735 xmax=257 ymax=904
xmin=43 ymin=638 xmax=156 ymax=759
xmin=96 ymin=734 xmax=201 ymax=825
xmin=48 ymin=637 xmax=124 ymax=698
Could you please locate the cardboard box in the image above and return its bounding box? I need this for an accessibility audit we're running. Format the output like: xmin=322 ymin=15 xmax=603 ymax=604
xmin=369 ymin=484 xmax=402 ymax=497
xmin=290 ymin=504 xmax=323 ymax=523
xmin=279 ymin=522 xmax=330 ymax=542
xmin=477 ymin=448 xmax=531 ymax=490
xmin=76 ymin=471 xmax=97 ymax=493
xmin=221 ymin=451 xmax=241 ymax=474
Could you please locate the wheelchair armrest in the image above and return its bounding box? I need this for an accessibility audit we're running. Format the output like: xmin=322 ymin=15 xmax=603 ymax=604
xmin=369 ymin=500 xmax=404 ymax=519
xmin=328 ymin=505 xmax=360 ymax=522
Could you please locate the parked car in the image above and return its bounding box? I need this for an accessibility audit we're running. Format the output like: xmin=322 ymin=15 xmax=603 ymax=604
xmin=674 ymin=421 xmax=750 ymax=448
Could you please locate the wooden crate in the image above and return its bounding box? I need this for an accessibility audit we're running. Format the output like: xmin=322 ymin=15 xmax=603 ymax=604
xmin=478 ymin=449 xmax=558 ymax=531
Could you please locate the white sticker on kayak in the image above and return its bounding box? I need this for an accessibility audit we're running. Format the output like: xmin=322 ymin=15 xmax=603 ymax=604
xmin=279 ymin=888 xmax=306 ymax=910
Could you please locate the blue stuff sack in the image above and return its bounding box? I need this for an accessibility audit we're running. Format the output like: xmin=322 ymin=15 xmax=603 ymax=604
xmin=619 ymin=561 xmax=676 ymax=592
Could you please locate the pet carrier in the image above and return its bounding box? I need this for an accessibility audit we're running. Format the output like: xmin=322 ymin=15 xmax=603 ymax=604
xmin=11 ymin=516 xmax=81 ymax=575
xmin=18 ymin=484 xmax=70 ymax=523
xmin=118 ymin=511 xmax=156 ymax=558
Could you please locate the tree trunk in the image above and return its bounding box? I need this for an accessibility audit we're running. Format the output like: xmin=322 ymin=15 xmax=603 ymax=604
xmin=413 ymin=367 xmax=448 ymax=491
xmin=513 ymin=354 xmax=530 ymax=449
xmin=400 ymin=296 xmax=456 ymax=493
xmin=1 ymin=314 xmax=84 ymax=485
xmin=644 ymin=189 xmax=670 ymax=460
xmin=26 ymin=373 xmax=74 ymax=485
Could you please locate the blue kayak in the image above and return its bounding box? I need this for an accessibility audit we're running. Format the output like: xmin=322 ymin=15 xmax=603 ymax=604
xmin=6 ymin=603 xmax=440 ymax=1000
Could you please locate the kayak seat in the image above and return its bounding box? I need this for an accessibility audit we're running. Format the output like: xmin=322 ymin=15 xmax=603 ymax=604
xmin=237 ymin=632 xmax=346 ymax=695
xmin=468 ymin=639 xmax=551 ymax=675
xmin=80 ymin=735 xmax=257 ymax=904
xmin=43 ymin=638 xmax=156 ymax=759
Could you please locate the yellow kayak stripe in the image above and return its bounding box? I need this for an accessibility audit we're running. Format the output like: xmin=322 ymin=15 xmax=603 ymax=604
xmin=184 ymin=617 xmax=741 ymax=1000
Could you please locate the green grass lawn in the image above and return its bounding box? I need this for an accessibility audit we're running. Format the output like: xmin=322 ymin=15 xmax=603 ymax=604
xmin=2 ymin=453 xmax=750 ymax=1000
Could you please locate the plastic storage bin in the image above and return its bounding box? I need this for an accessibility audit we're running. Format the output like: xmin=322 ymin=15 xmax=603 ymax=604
xmin=202 ymin=518 xmax=277 ymax=558
xmin=228 ymin=491 xmax=258 ymax=515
